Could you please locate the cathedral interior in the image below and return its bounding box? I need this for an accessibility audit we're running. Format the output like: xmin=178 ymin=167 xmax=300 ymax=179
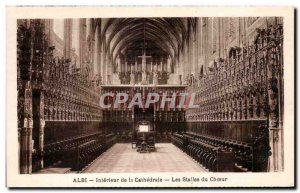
xmin=17 ymin=17 xmax=284 ymax=174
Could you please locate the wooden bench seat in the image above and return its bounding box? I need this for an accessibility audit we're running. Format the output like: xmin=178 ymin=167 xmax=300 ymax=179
xmin=43 ymin=131 xmax=116 ymax=172
xmin=171 ymin=132 xmax=235 ymax=172
xmin=184 ymin=132 xmax=253 ymax=171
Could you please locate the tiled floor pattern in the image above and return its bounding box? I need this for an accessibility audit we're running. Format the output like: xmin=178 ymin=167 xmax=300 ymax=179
xmin=83 ymin=143 xmax=206 ymax=173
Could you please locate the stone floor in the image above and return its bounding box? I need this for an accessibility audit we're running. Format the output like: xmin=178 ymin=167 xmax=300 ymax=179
xmin=83 ymin=143 xmax=207 ymax=173
xmin=36 ymin=167 xmax=71 ymax=174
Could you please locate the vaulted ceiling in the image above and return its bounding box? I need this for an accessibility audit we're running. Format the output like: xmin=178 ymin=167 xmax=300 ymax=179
xmin=98 ymin=18 xmax=195 ymax=65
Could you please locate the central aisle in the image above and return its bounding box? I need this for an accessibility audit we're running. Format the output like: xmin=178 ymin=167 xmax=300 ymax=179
xmin=83 ymin=143 xmax=207 ymax=173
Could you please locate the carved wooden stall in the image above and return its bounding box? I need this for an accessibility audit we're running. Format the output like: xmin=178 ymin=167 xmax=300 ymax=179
xmin=17 ymin=19 xmax=116 ymax=173
xmin=101 ymin=85 xmax=186 ymax=143
xmin=41 ymin=57 xmax=117 ymax=172
xmin=17 ymin=18 xmax=284 ymax=174
xmin=180 ymin=24 xmax=284 ymax=172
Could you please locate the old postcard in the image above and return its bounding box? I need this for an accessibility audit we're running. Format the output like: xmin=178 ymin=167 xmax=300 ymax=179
xmin=6 ymin=6 xmax=294 ymax=188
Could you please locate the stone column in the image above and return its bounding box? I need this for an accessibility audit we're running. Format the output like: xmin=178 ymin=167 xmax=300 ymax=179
xmin=64 ymin=19 xmax=72 ymax=59
xmin=102 ymin=44 xmax=107 ymax=84
xmin=100 ymin=36 xmax=104 ymax=84
xmin=79 ymin=19 xmax=86 ymax=67
xmin=96 ymin=23 xmax=102 ymax=79
xmin=192 ymin=37 xmax=196 ymax=75
xmin=92 ymin=22 xmax=98 ymax=75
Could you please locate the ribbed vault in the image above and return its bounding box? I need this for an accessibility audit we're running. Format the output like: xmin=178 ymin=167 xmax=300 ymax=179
xmin=100 ymin=18 xmax=189 ymax=65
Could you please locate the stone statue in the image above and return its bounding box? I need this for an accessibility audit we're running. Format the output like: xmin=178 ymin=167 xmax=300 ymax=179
xmin=141 ymin=70 xmax=147 ymax=84
xmin=130 ymin=72 xmax=135 ymax=85
xmin=153 ymin=70 xmax=158 ymax=85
